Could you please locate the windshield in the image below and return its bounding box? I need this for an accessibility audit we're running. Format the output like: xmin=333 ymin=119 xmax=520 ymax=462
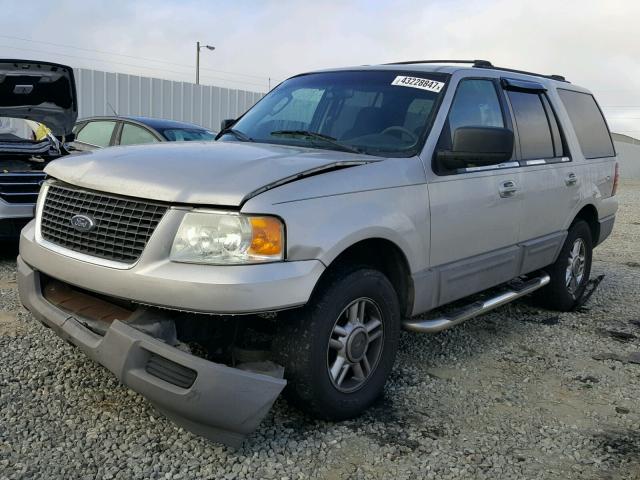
xmin=161 ymin=128 xmax=215 ymax=141
xmin=224 ymin=70 xmax=448 ymax=156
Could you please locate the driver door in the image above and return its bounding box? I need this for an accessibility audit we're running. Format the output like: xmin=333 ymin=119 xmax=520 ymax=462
xmin=428 ymin=78 xmax=523 ymax=306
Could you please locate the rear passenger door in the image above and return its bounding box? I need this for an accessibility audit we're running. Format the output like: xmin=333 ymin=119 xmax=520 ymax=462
xmin=428 ymin=78 xmax=523 ymax=305
xmin=503 ymin=79 xmax=577 ymax=271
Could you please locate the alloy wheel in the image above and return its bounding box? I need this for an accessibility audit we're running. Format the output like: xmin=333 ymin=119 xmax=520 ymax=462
xmin=326 ymin=297 xmax=385 ymax=393
xmin=565 ymin=238 xmax=586 ymax=295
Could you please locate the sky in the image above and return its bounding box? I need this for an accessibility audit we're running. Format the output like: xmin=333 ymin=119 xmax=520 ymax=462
xmin=2 ymin=0 xmax=640 ymax=136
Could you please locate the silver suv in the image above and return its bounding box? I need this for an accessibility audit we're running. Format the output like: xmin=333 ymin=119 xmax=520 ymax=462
xmin=17 ymin=60 xmax=618 ymax=446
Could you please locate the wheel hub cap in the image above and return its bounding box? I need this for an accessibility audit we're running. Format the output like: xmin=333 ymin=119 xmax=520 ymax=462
xmin=345 ymin=328 xmax=368 ymax=362
xmin=326 ymin=297 xmax=385 ymax=393
xmin=566 ymin=238 xmax=586 ymax=295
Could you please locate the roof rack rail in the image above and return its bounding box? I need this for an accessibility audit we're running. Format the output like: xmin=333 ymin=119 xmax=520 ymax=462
xmin=386 ymin=59 xmax=493 ymax=68
xmin=385 ymin=59 xmax=569 ymax=83
xmin=479 ymin=64 xmax=569 ymax=83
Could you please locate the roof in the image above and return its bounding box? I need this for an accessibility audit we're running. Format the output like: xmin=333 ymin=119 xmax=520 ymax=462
xmin=305 ymin=60 xmax=587 ymax=91
xmin=78 ymin=115 xmax=209 ymax=131
xmin=385 ymin=60 xmax=567 ymax=82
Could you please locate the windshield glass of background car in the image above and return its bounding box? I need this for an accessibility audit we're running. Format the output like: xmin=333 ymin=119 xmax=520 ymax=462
xmin=161 ymin=128 xmax=215 ymax=141
xmin=228 ymin=71 xmax=447 ymax=156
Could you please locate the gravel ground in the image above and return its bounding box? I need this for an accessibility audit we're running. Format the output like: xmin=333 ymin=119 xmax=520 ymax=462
xmin=1 ymin=182 xmax=639 ymax=480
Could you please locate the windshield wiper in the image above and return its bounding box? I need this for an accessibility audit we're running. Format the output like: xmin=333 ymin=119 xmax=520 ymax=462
xmin=270 ymin=130 xmax=362 ymax=154
xmin=218 ymin=128 xmax=253 ymax=142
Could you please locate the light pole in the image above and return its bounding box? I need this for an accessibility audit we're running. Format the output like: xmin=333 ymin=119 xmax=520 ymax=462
xmin=196 ymin=41 xmax=215 ymax=85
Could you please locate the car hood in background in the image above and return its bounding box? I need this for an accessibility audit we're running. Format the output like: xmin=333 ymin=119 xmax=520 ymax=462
xmin=0 ymin=60 xmax=78 ymax=139
xmin=45 ymin=141 xmax=379 ymax=206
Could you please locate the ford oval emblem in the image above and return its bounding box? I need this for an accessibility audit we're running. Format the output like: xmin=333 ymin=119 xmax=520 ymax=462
xmin=70 ymin=214 xmax=96 ymax=233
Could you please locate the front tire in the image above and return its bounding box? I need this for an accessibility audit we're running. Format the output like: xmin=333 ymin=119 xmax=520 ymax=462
xmin=272 ymin=268 xmax=400 ymax=420
xmin=537 ymin=220 xmax=593 ymax=311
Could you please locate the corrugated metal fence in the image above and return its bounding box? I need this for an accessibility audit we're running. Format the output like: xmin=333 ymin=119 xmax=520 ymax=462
xmin=614 ymin=142 xmax=640 ymax=179
xmin=74 ymin=68 xmax=264 ymax=131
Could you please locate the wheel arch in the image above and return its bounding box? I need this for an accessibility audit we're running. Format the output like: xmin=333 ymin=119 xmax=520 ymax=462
xmin=571 ymin=203 xmax=600 ymax=245
xmin=312 ymin=237 xmax=414 ymax=318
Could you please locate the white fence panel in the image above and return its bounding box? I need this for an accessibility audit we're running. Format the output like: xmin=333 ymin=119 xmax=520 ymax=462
xmin=74 ymin=68 xmax=263 ymax=131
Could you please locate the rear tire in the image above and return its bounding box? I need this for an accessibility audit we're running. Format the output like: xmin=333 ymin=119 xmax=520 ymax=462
xmin=537 ymin=220 xmax=593 ymax=311
xmin=272 ymin=268 xmax=400 ymax=420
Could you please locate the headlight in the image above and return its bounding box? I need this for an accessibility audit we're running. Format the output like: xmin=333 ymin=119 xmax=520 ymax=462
xmin=170 ymin=211 xmax=284 ymax=265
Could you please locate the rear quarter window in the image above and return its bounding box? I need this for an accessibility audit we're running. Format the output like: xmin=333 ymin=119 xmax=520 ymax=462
xmin=557 ymin=89 xmax=615 ymax=159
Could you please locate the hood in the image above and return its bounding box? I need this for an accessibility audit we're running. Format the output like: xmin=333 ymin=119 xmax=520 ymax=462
xmin=0 ymin=60 xmax=78 ymax=140
xmin=45 ymin=141 xmax=379 ymax=206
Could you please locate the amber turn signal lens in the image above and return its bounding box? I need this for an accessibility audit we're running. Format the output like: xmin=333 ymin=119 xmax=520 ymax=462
xmin=249 ymin=217 xmax=283 ymax=257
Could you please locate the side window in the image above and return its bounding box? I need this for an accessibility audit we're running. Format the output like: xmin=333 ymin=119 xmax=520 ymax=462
xmin=75 ymin=121 xmax=116 ymax=147
xmin=557 ymin=89 xmax=615 ymax=159
xmin=441 ymin=79 xmax=505 ymax=150
xmin=120 ymin=123 xmax=159 ymax=146
xmin=506 ymin=91 xmax=558 ymax=160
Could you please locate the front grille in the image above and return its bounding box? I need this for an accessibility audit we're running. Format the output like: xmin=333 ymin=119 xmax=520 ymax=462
xmin=0 ymin=172 xmax=45 ymax=204
xmin=145 ymin=352 xmax=197 ymax=389
xmin=40 ymin=184 xmax=168 ymax=264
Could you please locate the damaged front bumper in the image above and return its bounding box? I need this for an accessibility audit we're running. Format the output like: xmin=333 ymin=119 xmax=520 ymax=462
xmin=17 ymin=256 xmax=287 ymax=447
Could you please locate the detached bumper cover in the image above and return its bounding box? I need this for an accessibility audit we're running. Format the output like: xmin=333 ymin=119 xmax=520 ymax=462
xmin=17 ymin=257 xmax=286 ymax=447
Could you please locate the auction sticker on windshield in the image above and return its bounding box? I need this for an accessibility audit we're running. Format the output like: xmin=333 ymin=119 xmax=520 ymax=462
xmin=391 ymin=76 xmax=444 ymax=93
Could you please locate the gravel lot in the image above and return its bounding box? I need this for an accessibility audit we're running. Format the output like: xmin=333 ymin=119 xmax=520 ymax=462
xmin=1 ymin=182 xmax=639 ymax=480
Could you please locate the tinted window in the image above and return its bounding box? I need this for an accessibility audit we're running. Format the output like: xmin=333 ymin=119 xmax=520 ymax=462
xmin=507 ymin=91 xmax=554 ymax=160
xmin=76 ymin=121 xmax=116 ymax=147
xmin=120 ymin=123 xmax=158 ymax=146
xmin=447 ymin=80 xmax=504 ymax=142
xmin=434 ymin=79 xmax=508 ymax=174
xmin=558 ymin=89 xmax=615 ymax=159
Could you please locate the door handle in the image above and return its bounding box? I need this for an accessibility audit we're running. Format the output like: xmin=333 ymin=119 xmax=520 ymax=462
xmin=565 ymin=172 xmax=578 ymax=186
xmin=499 ymin=180 xmax=518 ymax=198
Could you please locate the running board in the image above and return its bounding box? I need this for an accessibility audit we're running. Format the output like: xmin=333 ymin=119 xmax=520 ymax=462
xmin=403 ymin=274 xmax=551 ymax=333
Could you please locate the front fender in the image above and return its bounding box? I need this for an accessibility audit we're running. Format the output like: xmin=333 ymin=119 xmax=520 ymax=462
xmin=255 ymin=184 xmax=429 ymax=273
xmin=241 ymin=156 xmax=429 ymax=273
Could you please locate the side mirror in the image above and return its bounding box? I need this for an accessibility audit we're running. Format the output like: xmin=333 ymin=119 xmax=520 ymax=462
xmin=436 ymin=127 xmax=514 ymax=170
xmin=220 ymin=118 xmax=235 ymax=131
